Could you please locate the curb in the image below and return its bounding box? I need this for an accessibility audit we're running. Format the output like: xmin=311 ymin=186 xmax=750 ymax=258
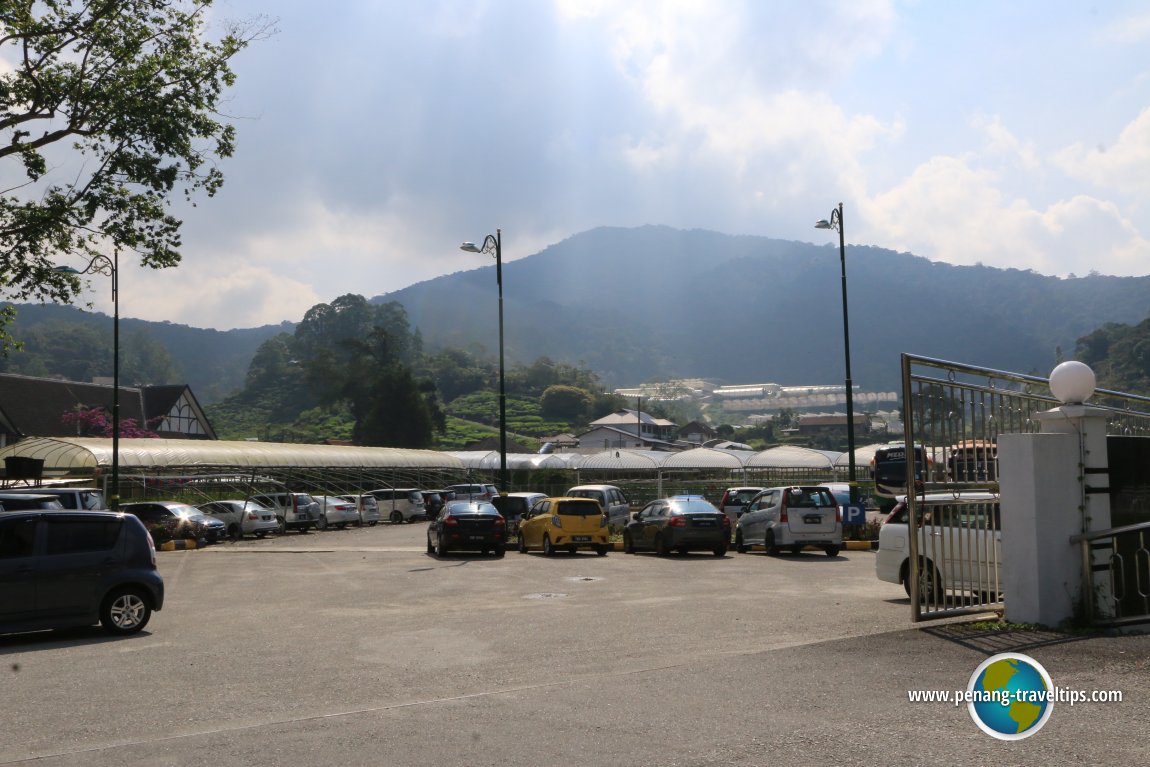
xmin=158 ymin=538 xmax=200 ymax=551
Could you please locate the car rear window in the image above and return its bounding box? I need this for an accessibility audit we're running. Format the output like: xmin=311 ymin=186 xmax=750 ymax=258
xmin=555 ymin=500 xmax=602 ymax=516
xmin=45 ymin=517 xmax=121 ymax=555
xmin=786 ymin=489 xmax=836 ymax=508
xmin=491 ymin=497 xmax=528 ymax=515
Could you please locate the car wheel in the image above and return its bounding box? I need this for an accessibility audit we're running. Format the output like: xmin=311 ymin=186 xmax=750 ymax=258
xmin=904 ymin=559 xmax=942 ymax=601
xmin=765 ymin=530 xmax=780 ymax=556
xmin=735 ymin=530 xmax=748 ymax=554
xmin=713 ymin=544 xmax=727 ymax=557
xmin=543 ymin=535 xmax=555 ymax=556
xmin=226 ymin=524 xmax=242 ymax=541
xmin=494 ymin=546 xmax=505 ymax=558
xmin=100 ymin=587 xmax=152 ymax=635
xmin=255 ymin=531 xmax=268 ymax=539
xmin=623 ymin=532 xmax=635 ymax=554
xmin=437 ymin=534 xmax=449 ymax=557
xmin=276 ymin=516 xmax=286 ymax=535
xmin=426 ymin=533 xmax=435 ymax=554
xmin=567 ymin=545 xmax=577 ymax=555
xmin=655 ymin=533 xmax=670 ymax=557
xmin=791 ymin=545 xmax=803 ymax=555
xmin=390 ymin=511 xmax=403 ymax=524
xmin=825 ymin=545 xmax=841 ymax=557
xmin=316 ymin=514 xmax=328 ymax=531
xmin=518 ymin=535 xmax=529 ymax=554
xmin=595 ymin=545 xmax=608 ymax=557
xmin=368 ymin=520 xmax=378 ymax=527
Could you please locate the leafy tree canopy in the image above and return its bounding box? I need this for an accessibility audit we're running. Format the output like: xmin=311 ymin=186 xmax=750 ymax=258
xmin=0 ymin=0 xmax=268 ymax=343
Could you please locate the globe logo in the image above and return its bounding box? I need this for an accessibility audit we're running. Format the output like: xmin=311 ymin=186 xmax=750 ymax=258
xmin=968 ymin=653 xmax=1054 ymax=740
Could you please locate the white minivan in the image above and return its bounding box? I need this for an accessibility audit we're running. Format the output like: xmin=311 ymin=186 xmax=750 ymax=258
xmin=734 ymin=486 xmax=842 ymax=557
xmin=1 ymin=486 xmax=107 ymax=510
xmin=367 ymin=488 xmax=426 ymax=524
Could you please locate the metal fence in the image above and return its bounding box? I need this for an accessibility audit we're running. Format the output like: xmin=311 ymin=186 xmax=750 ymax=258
xmin=900 ymin=354 xmax=1150 ymax=624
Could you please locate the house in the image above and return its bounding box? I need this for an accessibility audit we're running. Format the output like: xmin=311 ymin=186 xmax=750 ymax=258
xmin=795 ymin=412 xmax=870 ymax=436
xmin=577 ymin=409 xmax=679 ymax=451
xmin=0 ymin=373 xmax=217 ymax=446
xmin=677 ymin=420 xmax=718 ymax=445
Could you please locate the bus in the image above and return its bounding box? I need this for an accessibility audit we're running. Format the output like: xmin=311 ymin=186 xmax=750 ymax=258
xmin=870 ymin=444 xmax=935 ymax=499
xmin=947 ymin=439 xmax=997 ymax=483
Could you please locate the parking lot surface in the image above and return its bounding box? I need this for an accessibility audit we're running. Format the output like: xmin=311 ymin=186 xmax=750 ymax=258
xmin=2 ymin=522 xmax=1147 ymax=765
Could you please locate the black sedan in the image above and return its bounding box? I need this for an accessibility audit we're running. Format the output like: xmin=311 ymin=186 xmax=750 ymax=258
xmin=623 ymin=496 xmax=730 ymax=556
xmin=427 ymin=500 xmax=507 ymax=557
xmin=120 ymin=501 xmax=227 ymax=544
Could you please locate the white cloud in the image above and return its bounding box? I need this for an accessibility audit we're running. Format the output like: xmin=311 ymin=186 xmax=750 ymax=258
xmin=1053 ymin=107 xmax=1150 ymax=200
xmin=1094 ymin=11 xmax=1150 ymax=44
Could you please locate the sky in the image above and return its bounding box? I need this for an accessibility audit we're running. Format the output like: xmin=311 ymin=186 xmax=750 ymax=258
xmin=14 ymin=0 xmax=1150 ymax=329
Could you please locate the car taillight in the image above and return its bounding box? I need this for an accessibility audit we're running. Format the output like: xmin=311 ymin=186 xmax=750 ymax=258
xmin=837 ymin=507 xmax=843 ymax=523
xmin=444 ymin=515 xmax=459 ymax=526
xmin=600 ymin=514 xmax=607 ymax=528
xmin=722 ymin=514 xmax=731 ymax=529
xmin=669 ymin=516 xmax=686 ymax=527
xmin=779 ymin=505 xmax=788 ymax=523
xmin=493 ymin=516 xmax=505 ymax=527
xmin=247 ymin=512 xmax=259 ymax=520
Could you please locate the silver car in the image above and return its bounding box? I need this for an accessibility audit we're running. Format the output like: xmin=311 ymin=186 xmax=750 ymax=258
xmin=734 ymin=486 xmax=842 ymax=557
xmin=338 ymin=494 xmax=381 ymax=526
xmin=197 ymin=500 xmax=279 ymax=539
xmin=312 ymin=495 xmax=362 ymax=530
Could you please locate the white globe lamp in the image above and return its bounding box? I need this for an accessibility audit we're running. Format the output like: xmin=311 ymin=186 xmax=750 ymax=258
xmin=1049 ymin=361 xmax=1096 ymax=405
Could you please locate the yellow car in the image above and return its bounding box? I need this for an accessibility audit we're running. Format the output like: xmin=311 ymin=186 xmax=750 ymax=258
xmin=517 ymin=496 xmax=610 ymax=556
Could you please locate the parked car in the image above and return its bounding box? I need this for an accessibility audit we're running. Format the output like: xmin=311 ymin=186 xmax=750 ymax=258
xmin=716 ymin=486 xmax=764 ymax=526
xmin=120 ymin=501 xmax=227 ymax=544
xmin=196 ymin=500 xmax=279 ymax=539
xmin=0 ymin=510 xmax=164 ymax=635
xmin=735 ymin=486 xmax=842 ymax=557
xmin=0 ymin=493 xmax=65 ymax=512
xmin=337 ymin=494 xmax=381 ymax=526
xmin=876 ymin=492 xmax=1001 ymax=600
xmin=249 ymin=492 xmax=318 ymax=533
xmin=312 ymin=495 xmax=361 ymax=530
xmin=491 ymin=492 xmax=546 ymax=535
xmin=517 ymin=496 xmax=610 ymax=556
xmin=446 ymin=483 xmax=498 ymax=502
xmin=0 ymin=486 xmax=107 ymax=510
xmin=565 ymin=484 xmax=631 ymax=527
xmin=426 ymin=500 xmax=507 ymax=557
xmin=624 ymin=496 xmax=730 ymax=556
xmin=421 ymin=489 xmax=452 ymax=519
xmin=366 ymin=488 xmax=426 ymax=524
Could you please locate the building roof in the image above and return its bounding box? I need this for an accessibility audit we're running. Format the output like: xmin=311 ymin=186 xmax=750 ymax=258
xmin=0 ymin=374 xmax=216 ymax=441
xmin=589 ymin=409 xmax=676 ymax=428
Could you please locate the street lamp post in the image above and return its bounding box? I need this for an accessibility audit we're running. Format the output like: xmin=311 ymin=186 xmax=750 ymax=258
xmin=459 ymin=230 xmax=508 ymax=493
xmin=55 ymin=252 xmax=119 ymax=510
xmin=815 ymin=204 xmax=856 ymax=501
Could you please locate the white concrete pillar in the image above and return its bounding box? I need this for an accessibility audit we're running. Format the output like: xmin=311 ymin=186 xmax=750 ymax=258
xmin=998 ymin=432 xmax=1081 ymax=625
xmin=997 ymin=362 xmax=1115 ymax=626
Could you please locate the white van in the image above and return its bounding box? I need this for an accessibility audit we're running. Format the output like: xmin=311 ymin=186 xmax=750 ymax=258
xmin=565 ymin=484 xmax=631 ymax=527
xmin=1 ymin=486 xmax=108 ymax=510
xmin=366 ymin=488 xmax=426 ymax=523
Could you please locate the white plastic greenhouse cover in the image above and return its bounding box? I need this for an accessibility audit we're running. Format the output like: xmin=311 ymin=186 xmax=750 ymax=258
xmin=0 ymin=437 xmax=464 ymax=471
xmin=576 ymin=450 xmax=665 ymax=470
xmin=447 ymin=452 xmax=588 ymax=471
xmin=659 ymin=447 xmax=752 ymax=469
xmin=745 ymin=445 xmax=837 ymax=469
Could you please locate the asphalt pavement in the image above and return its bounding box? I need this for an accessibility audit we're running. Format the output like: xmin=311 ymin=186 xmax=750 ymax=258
xmin=1 ymin=521 xmax=1146 ymax=766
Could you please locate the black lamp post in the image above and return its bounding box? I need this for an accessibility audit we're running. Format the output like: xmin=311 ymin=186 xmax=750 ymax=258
xmin=815 ymin=204 xmax=856 ymax=500
xmin=55 ymin=252 xmax=119 ymax=510
xmin=459 ymin=230 xmax=508 ymax=492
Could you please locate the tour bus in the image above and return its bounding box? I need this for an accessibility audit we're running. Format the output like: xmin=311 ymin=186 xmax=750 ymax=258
xmin=870 ymin=443 xmax=935 ymax=499
xmin=947 ymin=439 xmax=998 ymax=483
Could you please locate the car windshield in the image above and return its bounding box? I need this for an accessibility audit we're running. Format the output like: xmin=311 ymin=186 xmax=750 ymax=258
xmin=169 ymin=504 xmax=203 ymax=517
xmin=445 ymin=502 xmax=499 ymax=516
xmin=555 ymin=500 xmax=601 ymax=516
xmin=670 ymin=499 xmax=721 ymax=514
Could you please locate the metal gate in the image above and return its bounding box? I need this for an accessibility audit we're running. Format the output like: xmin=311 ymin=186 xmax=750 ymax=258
xmin=900 ymin=355 xmax=1150 ymax=622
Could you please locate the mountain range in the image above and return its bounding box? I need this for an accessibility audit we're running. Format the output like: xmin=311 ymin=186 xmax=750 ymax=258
xmin=6 ymin=226 xmax=1150 ymax=400
xmin=376 ymin=226 xmax=1150 ymax=392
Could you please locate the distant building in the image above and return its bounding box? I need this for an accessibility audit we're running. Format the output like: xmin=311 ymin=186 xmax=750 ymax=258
xmin=795 ymin=412 xmax=870 ymax=436
xmin=0 ymin=373 xmax=217 ymax=446
xmin=677 ymin=420 xmax=718 ymax=445
xmin=577 ymin=409 xmax=678 ymax=451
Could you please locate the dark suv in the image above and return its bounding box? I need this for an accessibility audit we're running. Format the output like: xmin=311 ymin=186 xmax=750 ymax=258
xmin=0 ymin=511 xmax=164 ymax=635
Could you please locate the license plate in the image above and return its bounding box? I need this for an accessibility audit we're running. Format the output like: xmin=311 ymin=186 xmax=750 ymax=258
xmin=468 ymin=535 xmax=485 ymax=541
xmin=803 ymin=515 xmax=823 ymax=525
xmin=694 ymin=520 xmax=715 ymax=526
xmin=572 ymin=536 xmax=591 ymax=542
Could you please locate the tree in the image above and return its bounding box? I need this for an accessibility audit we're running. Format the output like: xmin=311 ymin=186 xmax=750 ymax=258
xmin=0 ymin=1 xmax=268 ymax=346
xmin=540 ymin=385 xmax=592 ymax=421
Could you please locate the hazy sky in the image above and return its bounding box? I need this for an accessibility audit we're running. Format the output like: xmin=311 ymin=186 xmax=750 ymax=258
xmin=24 ymin=0 xmax=1150 ymax=329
